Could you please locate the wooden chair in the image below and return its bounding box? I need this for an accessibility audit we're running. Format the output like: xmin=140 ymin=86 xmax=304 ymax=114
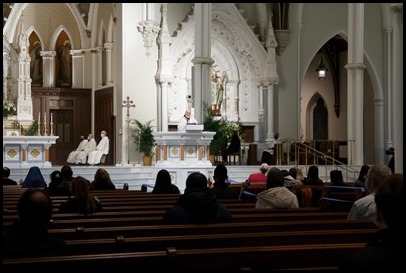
xmin=228 ymin=150 xmax=241 ymax=165
xmin=100 ymin=154 xmax=107 ymax=164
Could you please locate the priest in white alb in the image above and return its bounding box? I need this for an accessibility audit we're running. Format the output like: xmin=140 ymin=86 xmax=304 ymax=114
xmin=87 ymin=130 xmax=109 ymax=165
xmin=66 ymin=135 xmax=87 ymax=164
xmin=75 ymin=133 xmax=97 ymax=165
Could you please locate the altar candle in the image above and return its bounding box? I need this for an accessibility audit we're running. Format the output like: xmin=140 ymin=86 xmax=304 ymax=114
xmin=51 ymin=113 xmax=53 ymax=124
xmin=44 ymin=112 xmax=47 ymax=122
xmin=38 ymin=112 xmax=40 ymax=122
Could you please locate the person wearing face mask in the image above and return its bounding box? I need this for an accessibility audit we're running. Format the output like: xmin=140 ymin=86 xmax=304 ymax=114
xmin=75 ymin=133 xmax=97 ymax=165
xmin=87 ymin=130 xmax=110 ymax=165
xmin=66 ymin=135 xmax=88 ymax=164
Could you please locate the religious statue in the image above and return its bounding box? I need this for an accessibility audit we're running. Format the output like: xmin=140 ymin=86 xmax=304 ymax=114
xmin=57 ymin=41 xmax=72 ymax=86
xmin=30 ymin=41 xmax=43 ymax=85
xmin=210 ymin=66 xmax=227 ymax=116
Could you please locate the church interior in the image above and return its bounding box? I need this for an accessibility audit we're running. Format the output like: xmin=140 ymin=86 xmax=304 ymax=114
xmin=2 ymin=3 xmax=404 ymax=270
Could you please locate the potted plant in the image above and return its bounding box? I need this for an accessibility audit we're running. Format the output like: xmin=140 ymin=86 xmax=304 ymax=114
xmin=131 ymin=119 xmax=155 ymax=166
xmin=203 ymin=104 xmax=241 ymax=162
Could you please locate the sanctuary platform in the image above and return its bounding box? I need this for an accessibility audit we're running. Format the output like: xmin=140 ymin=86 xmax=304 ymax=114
xmin=5 ymin=164 xmax=344 ymax=193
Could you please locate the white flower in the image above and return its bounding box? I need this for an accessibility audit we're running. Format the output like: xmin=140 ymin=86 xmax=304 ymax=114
xmin=3 ymin=99 xmax=17 ymax=117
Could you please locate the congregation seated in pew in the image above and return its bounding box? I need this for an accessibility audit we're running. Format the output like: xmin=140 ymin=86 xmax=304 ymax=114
xmin=3 ymin=188 xmax=67 ymax=258
xmin=210 ymin=164 xmax=239 ymax=199
xmin=256 ymin=167 xmax=299 ymax=209
xmin=151 ymin=169 xmax=180 ymax=194
xmin=162 ymin=172 xmax=232 ymax=224
xmin=90 ymin=168 xmax=116 ymax=190
xmin=3 ymin=173 xmax=381 ymax=271
xmin=59 ymin=176 xmax=103 ymax=215
xmin=340 ymin=173 xmax=404 ymax=271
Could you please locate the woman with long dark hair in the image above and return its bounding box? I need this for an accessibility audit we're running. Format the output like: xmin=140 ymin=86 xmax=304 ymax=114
xmin=152 ymin=169 xmax=180 ymax=194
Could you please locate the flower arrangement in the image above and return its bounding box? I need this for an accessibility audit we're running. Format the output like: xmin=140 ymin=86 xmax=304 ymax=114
xmin=3 ymin=99 xmax=17 ymax=118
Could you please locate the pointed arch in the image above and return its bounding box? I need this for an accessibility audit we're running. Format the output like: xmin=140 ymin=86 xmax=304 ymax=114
xmin=53 ymin=28 xmax=73 ymax=87
xmin=306 ymin=92 xmax=328 ymax=140
xmin=98 ymin=20 xmax=107 ymax=47
xmin=107 ymin=14 xmax=115 ymax=42
xmin=27 ymin=29 xmax=43 ymax=85
xmin=50 ymin=25 xmax=75 ymax=50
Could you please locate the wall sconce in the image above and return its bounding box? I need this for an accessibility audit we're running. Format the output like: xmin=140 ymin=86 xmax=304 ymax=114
xmin=316 ymin=54 xmax=328 ymax=80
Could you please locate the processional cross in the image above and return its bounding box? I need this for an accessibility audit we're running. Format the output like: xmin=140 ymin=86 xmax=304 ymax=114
xmin=122 ymin=96 xmax=135 ymax=164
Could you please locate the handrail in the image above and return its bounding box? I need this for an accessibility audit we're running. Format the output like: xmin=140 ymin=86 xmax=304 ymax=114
xmin=295 ymin=142 xmax=358 ymax=182
xmin=274 ymin=139 xmax=358 ymax=182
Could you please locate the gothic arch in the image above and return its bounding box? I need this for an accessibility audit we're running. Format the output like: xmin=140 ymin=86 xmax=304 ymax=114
xmin=26 ymin=27 xmax=45 ymax=48
xmin=97 ymin=21 xmax=107 ymax=47
xmin=107 ymin=15 xmax=115 ymax=43
xmin=51 ymin=26 xmax=75 ymax=50
xmin=306 ymin=92 xmax=328 ymax=140
xmin=169 ymin=3 xmax=267 ymax=124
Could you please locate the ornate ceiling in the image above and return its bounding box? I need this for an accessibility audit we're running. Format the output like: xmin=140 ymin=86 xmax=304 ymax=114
xmin=3 ymin=3 xmax=91 ymax=28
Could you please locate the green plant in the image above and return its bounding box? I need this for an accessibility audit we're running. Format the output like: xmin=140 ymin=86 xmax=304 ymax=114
xmin=202 ymin=104 xmax=241 ymax=155
xmin=131 ymin=119 xmax=155 ymax=157
xmin=21 ymin=120 xmax=39 ymax=136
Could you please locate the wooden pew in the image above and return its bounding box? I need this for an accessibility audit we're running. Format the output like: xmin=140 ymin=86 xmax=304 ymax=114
xmin=45 ymin=219 xmax=376 ymax=241
xmin=165 ymin=243 xmax=367 ymax=270
xmin=3 ymin=204 xmax=323 ymax=217
xmin=3 ymin=211 xmax=350 ymax=228
xmin=3 ymin=207 xmax=336 ymax=226
xmin=62 ymin=228 xmax=375 ymax=255
xmin=3 ymin=194 xmax=243 ymax=209
xmin=2 ymin=242 xmax=367 ymax=271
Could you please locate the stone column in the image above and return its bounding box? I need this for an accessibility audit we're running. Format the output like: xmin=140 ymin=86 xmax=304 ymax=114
xmin=96 ymin=47 xmax=103 ymax=88
xmin=390 ymin=3 xmax=403 ymax=173
xmin=156 ymin=4 xmax=172 ymax=132
xmin=265 ymin=83 xmax=276 ymax=145
xmin=345 ymin=3 xmax=365 ymax=165
xmin=3 ymin=52 xmax=10 ymax=100
xmin=104 ymin=43 xmax=114 ymax=85
xmin=191 ymin=3 xmax=214 ymax=122
xmin=71 ymin=49 xmax=85 ymax=88
xmin=40 ymin=51 xmax=56 ymax=87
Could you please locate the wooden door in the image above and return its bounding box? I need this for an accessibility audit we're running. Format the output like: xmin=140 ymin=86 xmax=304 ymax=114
xmin=95 ymin=87 xmax=114 ymax=165
xmin=49 ymin=109 xmax=74 ymax=165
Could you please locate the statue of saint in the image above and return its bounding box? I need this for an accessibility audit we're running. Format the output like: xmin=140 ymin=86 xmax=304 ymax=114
xmin=57 ymin=41 xmax=72 ymax=86
xmin=210 ymin=67 xmax=227 ymax=116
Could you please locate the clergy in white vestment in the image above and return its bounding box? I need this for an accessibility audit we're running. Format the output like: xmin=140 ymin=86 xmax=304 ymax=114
xmin=75 ymin=134 xmax=97 ymax=164
xmin=87 ymin=130 xmax=109 ymax=165
xmin=66 ymin=135 xmax=87 ymax=164
xmin=178 ymin=109 xmax=198 ymax=132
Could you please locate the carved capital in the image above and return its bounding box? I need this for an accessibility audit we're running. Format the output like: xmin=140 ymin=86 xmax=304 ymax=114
xmin=104 ymin=43 xmax=114 ymax=50
xmin=137 ymin=20 xmax=161 ymax=57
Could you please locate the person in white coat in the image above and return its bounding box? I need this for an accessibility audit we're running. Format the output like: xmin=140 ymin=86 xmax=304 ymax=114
xmin=87 ymin=131 xmax=109 ymax=165
xmin=66 ymin=135 xmax=87 ymax=164
xmin=75 ymin=133 xmax=97 ymax=165
xmin=255 ymin=167 xmax=299 ymax=209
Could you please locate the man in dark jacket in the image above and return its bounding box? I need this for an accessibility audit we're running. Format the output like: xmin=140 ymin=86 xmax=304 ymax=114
xmin=211 ymin=164 xmax=238 ymax=199
xmin=3 ymin=189 xmax=67 ymax=257
xmin=3 ymin=167 xmax=17 ymax=185
xmin=162 ymin=172 xmax=232 ymax=224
